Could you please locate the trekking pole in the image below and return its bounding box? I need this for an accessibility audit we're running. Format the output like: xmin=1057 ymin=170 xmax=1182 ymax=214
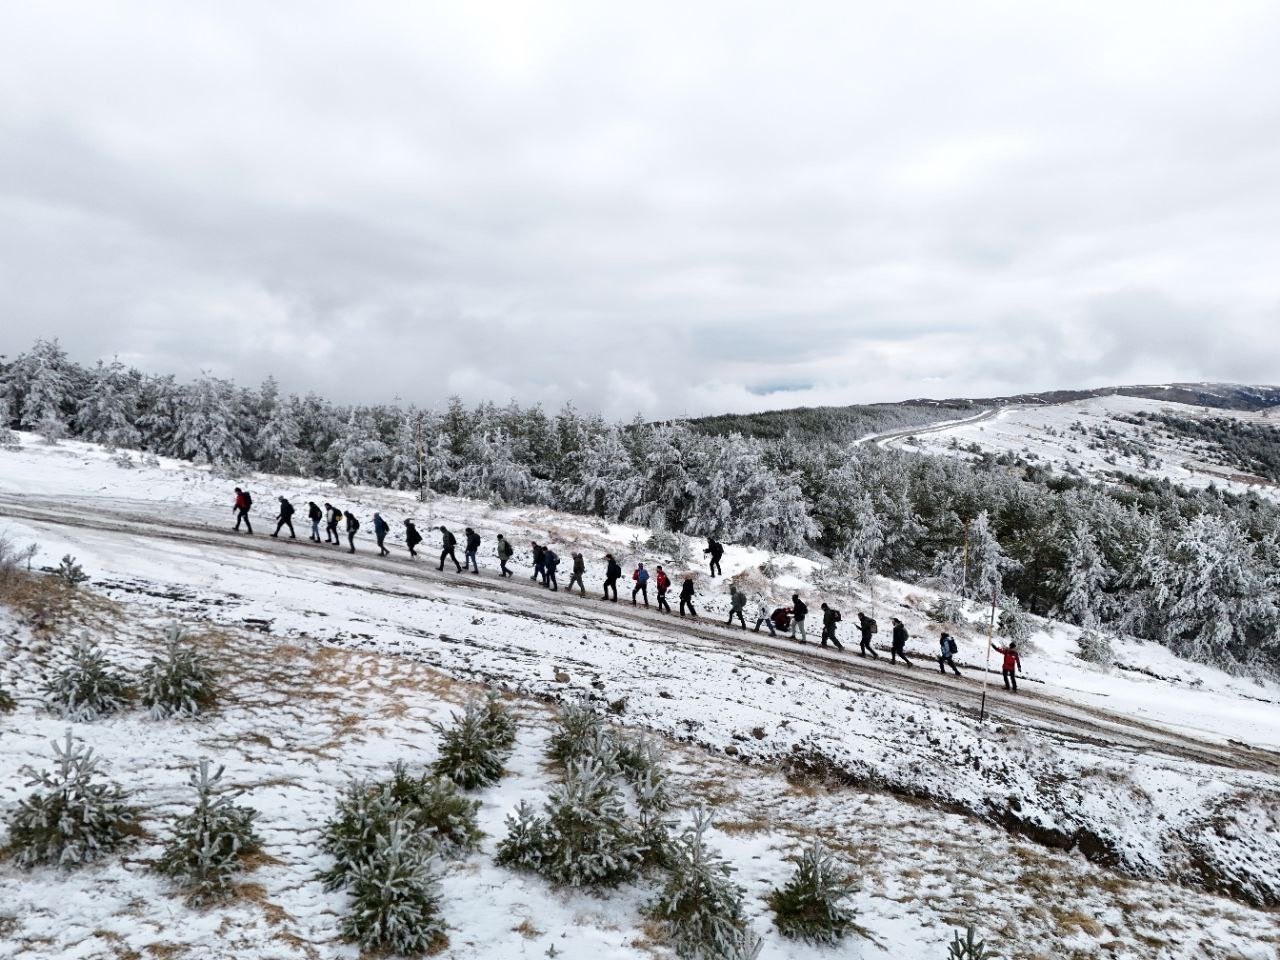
xmin=979 ymin=586 xmax=997 ymax=723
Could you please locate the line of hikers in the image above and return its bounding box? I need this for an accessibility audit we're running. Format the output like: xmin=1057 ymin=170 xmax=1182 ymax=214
xmin=232 ymin=488 xmax=1025 ymax=692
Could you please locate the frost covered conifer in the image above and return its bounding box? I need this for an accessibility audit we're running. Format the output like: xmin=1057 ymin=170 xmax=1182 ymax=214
xmin=7 ymin=731 xmax=137 ymax=868
xmin=155 ymin=759 xmax=261 ymax=904
xmin=767 ymin=838 xmax=856 ymax=944
xmin=432 ymin=698 xmax=512 ymax=790
xmin=546 ymin=700 xmax=608 ymax=765
xmin=173 ymin=374 xmax=242 ymax=466
xmin=386 ymin=766 xmax=482 ymax=857
xmin=0 ymin=398 xmax=21 ymax=449
xmin=1060 ymin=521 xmax=1111 ymax=629
xmin=494 ymin=799 xmax=549 ymax=872
xmin=319 ymin=779 xmax=401 ymax=889
xmin=42 ymin=637 xmax=131 ymax=721
xmin=53 ymin=554 xmax=89 ymax=586
xmin=528 ymin=757 xmax=642 ymax=889
xmin=481 ymin=691 xmax=518 ymax=751
xmin=76 ymin=359 xmax=140 ymax=451
xmin=969 ymin=511 xmax=1019 ymax=602
xmin=140 ymin=626 xmax=218 ymax=718
xmin=647 ymin=808 xmax=759 ymax=960
xmin=842 ymin=493 xmax=886 ymax=582
xmin=340 ymin=818 xmax=446 ymax=955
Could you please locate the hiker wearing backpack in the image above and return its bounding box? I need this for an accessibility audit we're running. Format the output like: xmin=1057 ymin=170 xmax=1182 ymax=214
xmin=727 ymin=585 xmax=747 ymax=629
xmin=857 ymin=612 xmax=880 ymax=658
xmin=405 ymin=519 xmax=423 ymax=558
xmin=752 ymin=597 xmax=776 ymax=636
xmin=890 ymin=618 xmax=914 ymax=667
xmin=567 ymin=551 xmax=586 ymax=594
xmin=464 ymin=527 xmax=481 ymax=573
xmin=820 ymin=603 xmax=844 ymax=650
xmin=679 ymin=576 xmax=697 ymax=617
xmin=531 ymin=542 xmax=546 ymax=583
xmin=272 ymin=496 xmax=296 ymax=539
xmin=938 ymin=632 xmax=961 ymax=676
xmin=791 ymin=593 xmax=808 ymax=642
xmin=993 ymin=640 xmax=1023 ymax=692
xmin=654 ymin=565 xmax=671 ymax=613
xmin=324 ymin=503 xmax=342 ymax=544
xmin=632 ymin=563 xmax=650 ymax=607
xmin=771 ymin=606 xmax=792 ymax=634
xmin=602 ymin=553 xmax=621 ymax=601
xmin=344 ymin=510 xmax=360 ymax=553
xmin=496 ymin=534 xmax=514 ymax=577
xmin=544 ymin=547 xmax=560 ymax=590
xmin=233 ymin=487 xmax=253 ymax=534
xmin=438 ymin=525 xmax=462 ymax=573
xmin=307 ymin=501 xmax=323 ymax=542
xmin=373 ymin=513 xmax=390 ymax=556
xmin=704 ymin=537 xmax=724 ymax=577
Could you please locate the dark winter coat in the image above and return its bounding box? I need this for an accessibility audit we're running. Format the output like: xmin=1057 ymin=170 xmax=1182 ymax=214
xmin=859 ymin=613 xmax=877 ymax=639
xmin=466 ymin=530 xmax=481 ymax=551
xmin=373 ymin=515 xmax=389 ymax=536
xmin=705 ymin=540 xmax=724 ymax=560
xmin=605 ymin=558 xmax=622 ymax=580
xmin=940 ymin=634 xmax=958 ymax=657
xmin=498 ymin=538 xmax=513 ymax=559
xmin=823 ymin=607 xmax=841 ymax=628
xmin=308 ymin=502 xmax=323 ymax=522
xmin=405 ymin=523 xmax=423 ymax=547
xmin=792 ymin=597 xmax=808 ymax=618
xmin=892 ymin=622 xmax=908 ymax=650
xmin=544 ymin=550 xmax=559 ymax=570
xmin=532 ymin=544 xmax=546 ymax=564
xmin=278 ymin=499 xmax=295 ymax=518
xmin=441 ymin=528 xmax=456 ymax=549
xmin=680 ymin=579 xmax=695 ymax=599
xmin=572 ymin=553 xmax=585 ymax=573
xmin=730 ymin=589 xmax=746 ymax=612
xmin=346 ymin=513 xmax=360 ymax=533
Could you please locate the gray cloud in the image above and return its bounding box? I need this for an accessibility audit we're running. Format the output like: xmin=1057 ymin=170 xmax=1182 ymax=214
xmin=1 ymin=1 xmax=1278 ymax=419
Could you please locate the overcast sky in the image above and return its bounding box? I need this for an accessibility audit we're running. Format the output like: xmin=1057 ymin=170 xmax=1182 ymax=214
xmin=2 ymin=2 xmax=1278 ymax=419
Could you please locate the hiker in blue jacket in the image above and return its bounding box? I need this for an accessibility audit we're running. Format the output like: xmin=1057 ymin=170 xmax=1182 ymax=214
xmin=373 ymin=512 xmax=390 ymax=556
xmin=938 ymin=631 xmax=961 ymax=676
xmin=632 ymin=563 xmax=650 ymax=607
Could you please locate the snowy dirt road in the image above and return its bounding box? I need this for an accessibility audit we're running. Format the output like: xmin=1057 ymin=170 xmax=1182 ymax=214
xmin=2 ymin=491 xmax=1274 ymax=780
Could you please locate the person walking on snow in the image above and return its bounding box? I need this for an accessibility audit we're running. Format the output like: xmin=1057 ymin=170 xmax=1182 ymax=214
xmin=567 ymin=551 xmax=586 ymax=594
xmin=655 ymin=565 xmax=671 ymax=613
xmin=602 ymin=553 xmax=621 ymax=601
xmin=791 ymin=593 xmax=808 ymax=642
xmin=938 ymin=631 xmax=961 ymax=676
xmin=404 ymin=519 xmax=422 ymax=558
xmin=496 ymin=534 xmax=513 ymax=577
xmin=324 ymin=503 xmax=341 ymax=544
xmin=890 ymin=618 xmax=914 ymax=667
xmin=679 ymin=576 xmax=697 ymax=617
xmin=233 ymin=487 xmax=253 ymax=534
xmin=993 ymin=640 xmax=1023 ymax=692
xmin=272 ymin=496 xmax=296 ymax=539
xmin=373 ymin=513 xmax=390 ymax=556
xmin=820 ymin=603 xmax=844 ymax=650
xmin=531 ymin=542 xmax=546 ymax=583
xmin=632 ymin=563 xmax=650 ymax=606
xmin=704 ymin=537 xmax=724 ymax=577
xmin=544 ymin=547 xmax=560 ymax=590
xmin=438 ymin=525 xmax=462 ymax=573
xmin=858 ymin=612 xmax=880 ymax=658
xmin=307 ymin=501 xmax=323 ymax=542
xmin=726 ymin=585 xmax=747 ymax=629
xmin=752 ymin=597 xmax=776 ymax=636
xmin=464 ymin=527 xmax=481 ymax=573
xmin=344 ymin=510 xmax=360 ymax=553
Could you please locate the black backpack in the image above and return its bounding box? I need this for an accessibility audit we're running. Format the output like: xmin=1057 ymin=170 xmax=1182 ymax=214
xmin=243 ymin=491 xmax=253 ymax=509
xmin=348 ymin=515 xmax=360 ymax=532
xmin=832 ymin=610 xmax=842 ymax=623
xmin=865 ymin=617 xmax=878 ymax=634
xmin=946 ymin=635 xmax=959 ymax=656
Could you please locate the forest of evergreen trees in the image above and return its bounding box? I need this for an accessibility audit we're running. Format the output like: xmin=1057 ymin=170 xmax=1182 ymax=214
xmin=3 ymin=338 xmax=1279 ymax=674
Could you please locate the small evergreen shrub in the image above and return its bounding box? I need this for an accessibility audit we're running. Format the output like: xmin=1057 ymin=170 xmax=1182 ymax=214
xmin=928 ymin=596 xmax=965 ymax=625
xmin=42 ymin=638 xmax=131 ymax=721
xmin=53 ymin=554 xmax=89 ymax=587
xmin=140 ymin=625 xmax=218 ymax=719
xmin=768 ymin=838 xmax=856 ymax=944
xmin=494 ymin=799 xmax=548 ymax=872
xmin=320 ymin=764 xmax=481 ymax=890
xmin=340 ymin=818 xmax=446 ymax=956
xmin=546 ymin=701 xmax=606 ymax=765
xmin=634 ymin=770 xmax=677 ymax=869
xmin=481 ymin=691 xmax=518 ymax=751
xmin=502 ymin=757 xmax=642 ymax=889
xmin=432 ymin=698 xmax=511 ymax=790
xmin=947 ymin=926 xmax=993 ymax=960
xmin=1077 ymin=631 xmax=1115 ymax=666
xmin=997 ymin=599 xmax=1034 ymax=642
xmin=647 ymin=808 xmax=758 ymax=960
xmin=155 ymin=759 xmax=261 ymax=904
xmin=6 ymin=731 xmax=137 ymax=868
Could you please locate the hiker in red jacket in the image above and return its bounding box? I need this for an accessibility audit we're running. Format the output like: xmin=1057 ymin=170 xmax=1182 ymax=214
xmin=232 ymin=487 xmax=253 ymax=534
xmin=992 ymin=640 xmax=1023 ymax=692
xmin=654 ymin=565 xmax=671 ymax=613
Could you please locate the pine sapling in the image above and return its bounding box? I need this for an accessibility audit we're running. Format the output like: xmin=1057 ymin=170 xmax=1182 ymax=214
xmin=6 ymin=730 xmax=137 ymax=868
xmin=481 ymin=690 xmax=517 ymax=751
xmin=432 ymin=699 xmax=508 ymax=790
xmin=768 ymin=838 xmax=856 ymax=944
xmin=318 ymin=779 xmax=400 ymax=890
xmin=140 ymin=625 xmax=218 ymax=719
xmin=546 ymin=700 xmax=607 ymax=765
xmin=647 ymin=808 xmax=757 ymax=960
xmin=495 ymin=799 xmax=549 ymax=872
xmin=42 ymin=637 xmax=132 ymax=721
xmin=155 ymin=759 xmax=261 ymax=904
xmin=947 ymin=925 xmax=993 ymax=960
xmin=53 ymin=554 xmax=89 ymax=587
xmin=340 ymin=818 xmax=446 ymax=956
xmin=536 ymin=757 xmax=642 ymax=889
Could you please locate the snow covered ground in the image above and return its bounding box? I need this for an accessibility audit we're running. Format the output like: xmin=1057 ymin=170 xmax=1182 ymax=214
xmin=2 ymin=434 xmax=1280 ymax=959
xmin=883 ymin=394 xmax=1280 ymax=503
